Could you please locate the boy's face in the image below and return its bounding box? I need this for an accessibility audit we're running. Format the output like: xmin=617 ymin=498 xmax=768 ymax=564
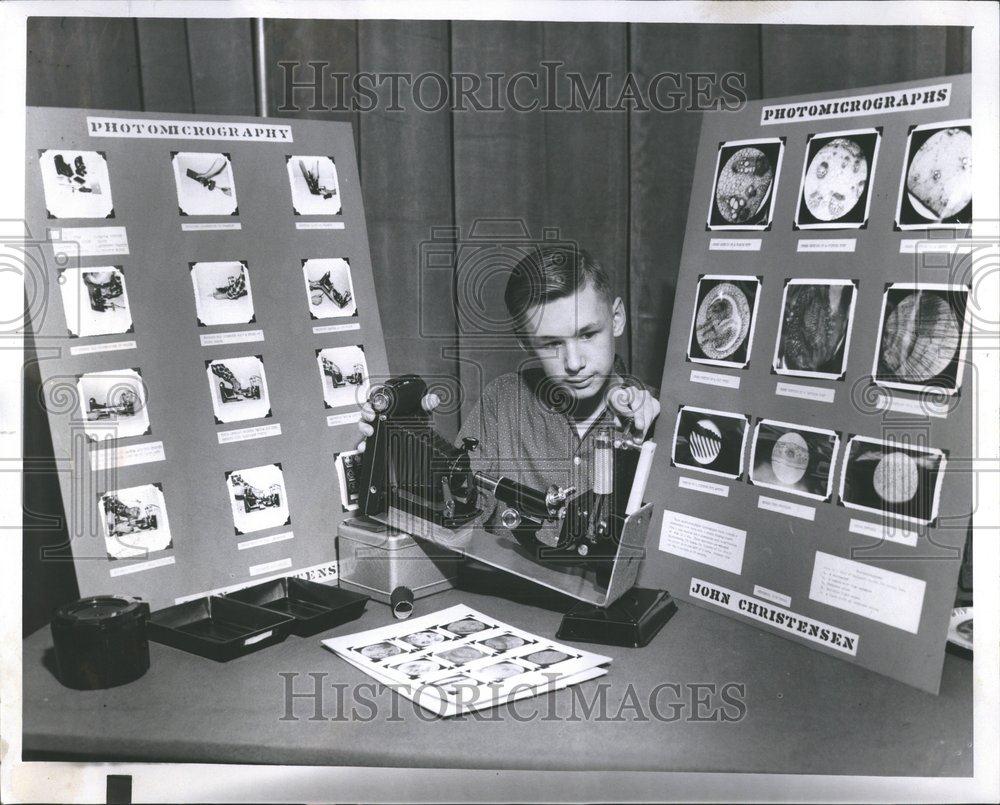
xmin=522 ymin=280 xmax=626 ymax=401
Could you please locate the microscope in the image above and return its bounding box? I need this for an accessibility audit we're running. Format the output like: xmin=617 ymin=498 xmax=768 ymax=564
xmin=350 ymin=374 xmax=676 ymax=647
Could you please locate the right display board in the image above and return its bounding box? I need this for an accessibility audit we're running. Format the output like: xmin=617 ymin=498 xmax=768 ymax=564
xmin=641 ymin=75 xmax=974 ymax=693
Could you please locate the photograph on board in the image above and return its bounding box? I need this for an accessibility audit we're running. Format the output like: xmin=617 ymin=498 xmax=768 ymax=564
xmin=58 ymin=266 xmax=133 ymax=338
xmin=302 ymin=257 xmax=357 ymax=319
xmin=749 ymin=419 xmax=840 ymax=501
xmin=172 ymin=152 xmax=239 ymax=216
xmin=895 ymin=120 xmax=972 ymax=229
xmin=795 ymin=128 xmax=881 ymax=229
xmin=38 ymin=149 xmax=114 ymax=218
xmin=316 ymin=345 xmax=368 ymax=409
xmin=872 ymin=283 xmax=970 ymax=396
xmin=205 ymin=355 xmax=271 ymax=423
xmin=773 ymin=279 xmax=857 ymax=380
xmin=77 ymin=368 xmax=150 ymax=441
xmin=225 ymin=463 xmax=290 ymax=535
xmin=706 ymin=138 xmax=784 ymax=230
xmin=839 ymin=435 xmax=946 ymax=525
xmin=190 ymin=261 xmax=256 ymax=327
xmin=334 ymin=448 xmax=364 ymax=512
xmin=671 ymin=405 xmax=749 ymax=479
xmin=287 ymin=155 xmax=341 ymax=215
xmin=686 ymin=275 xmax=762 ymax=368
xmin=100 ymin=482 xmax=172 ymax=560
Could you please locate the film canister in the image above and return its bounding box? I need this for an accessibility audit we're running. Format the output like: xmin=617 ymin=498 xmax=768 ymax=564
xmin=390 ymin=586 xmax=415 ymax=620
xmin=50 ymin=595 xmax=151 ymax=690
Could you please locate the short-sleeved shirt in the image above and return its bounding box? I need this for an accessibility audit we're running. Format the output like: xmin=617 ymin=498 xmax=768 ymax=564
xmin=456 ymin=364 xmax=656 ymax=529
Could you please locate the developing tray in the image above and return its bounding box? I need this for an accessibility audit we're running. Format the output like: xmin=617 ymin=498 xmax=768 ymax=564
xmin=227 ymin=577 xmax=369 ymax=636
xmin=147 ymin=595 xmax=294 ymax=662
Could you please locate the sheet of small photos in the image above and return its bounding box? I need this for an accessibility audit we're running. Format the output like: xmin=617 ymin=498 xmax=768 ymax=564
xmin=322 ymin=605 xmax=611 ymax=717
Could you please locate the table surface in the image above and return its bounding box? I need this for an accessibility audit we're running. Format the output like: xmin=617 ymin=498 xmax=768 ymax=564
xmin=22 ymin=588 xmax=973 ymax=775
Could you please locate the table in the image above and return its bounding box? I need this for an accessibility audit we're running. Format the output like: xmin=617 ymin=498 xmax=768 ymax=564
xmin=22 ymin=588 xmax=972 ymax=775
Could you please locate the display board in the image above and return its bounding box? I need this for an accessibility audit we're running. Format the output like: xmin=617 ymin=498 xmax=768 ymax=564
xmin=639 ymin=76 xmax=973 ymax=693
xmin=25 ymin=108 xmax=389 ymax=610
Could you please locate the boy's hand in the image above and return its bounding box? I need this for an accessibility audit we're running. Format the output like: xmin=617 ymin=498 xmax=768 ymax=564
xmin=356 ymin=392 xmax=441 ymax=451
xmin=607 ymin=386 xmax=660 ymax=442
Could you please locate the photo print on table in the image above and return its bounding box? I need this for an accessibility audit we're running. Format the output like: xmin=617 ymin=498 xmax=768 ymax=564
xmin=872 ymin=283 xmax=970 ymax=396
xmin=749 ymin=419 xmax=840 ymax=501
xmin=686 ymin=275 xmax=762 ymax=368
xmin=77 ymin=368 xmax=150 ymax=441
xmin=839 ymin=435 xmax=946 ymax=526
xmin=316 ymin=345 xmax=368 ymax=409
xmin=895 ymin=120 xmax=971 ymax=229
xmin=302 ymin=258 xmax=357 ymax=319
xmin=58 ymin=266 xmax=133 ymax=338
xmin=171 ymin=152 xmax=239 ymax=216
xmin=794 ymin=128 xmax=881 ymax=229
xmin=190 ymin=261 xmax=256 ymax=326
xmin=225 ymin=463 xmax=290 ymax=535
xmin=205 ymin=355 xmax=271 ymax=423
xmin=671 ymin=406 xmax=749 ymax=479
xmin=334 ymin=448 xmax=364 ymax=512
xmin=287 ymin=155 xmax=341 ymax=215
xmin=707 ymin=137 xmax=784 ymax=230
xmin=38 ymin=149 xmax=114 ymax=218
xmin=99 ymin=482 xmax=172 ymax=560
xmin=773 ymin=279 xmax=858 ymax=380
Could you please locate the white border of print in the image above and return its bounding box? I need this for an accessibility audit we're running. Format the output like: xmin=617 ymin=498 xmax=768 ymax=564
xmin=794 ymin=127 xmax=882 ymax=230
xmin=749 ymin=418 xmax=840 ymax=501
xmin=772 ymin=278 xmax=858 ymax=380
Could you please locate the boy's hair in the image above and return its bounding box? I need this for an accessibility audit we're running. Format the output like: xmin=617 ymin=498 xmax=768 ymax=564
xmin=504 ymin=246 xmax=614 ymax=335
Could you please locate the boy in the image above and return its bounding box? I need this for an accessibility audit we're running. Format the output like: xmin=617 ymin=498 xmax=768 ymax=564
xmin=358 ymin=245 xmax=660 ymax=531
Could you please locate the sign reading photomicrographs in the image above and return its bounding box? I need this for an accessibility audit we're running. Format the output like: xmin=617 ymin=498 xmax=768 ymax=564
xmin=27 ymin=107 xmax=390 ymax=610
xmin=642 ymin=74 xmax=971 ymax=694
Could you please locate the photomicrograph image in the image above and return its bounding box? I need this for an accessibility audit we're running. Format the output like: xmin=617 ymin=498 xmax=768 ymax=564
xmin=225 ymin=463 xmax=290 ymax=535
xmin=444 ymin=618 xmax=488 ymax=636
xmin=435 ymin=645 xmax=488 ymax=665
xmin=707 ymin=138 xmax=784 ymax=230
xmin=872 ymin=284 xmax=969 ymax=395
xmin=100 ymin=482 xmax=172 ymax=560
xmin=172 ymin=152 xmax=239 ymax=216
xmin=357 ymin=642 xmax=403 ymax=661
xmin=77 ymin=368 xmax=150 ymax=441
xmin=773 ymin=279 xmax=857 ymax=380
xmin=287 ymin=155 xmax=341 ymax=215
xmin=750 ymin=419 xmax=840 ymax=501
xmin=400 ymin=630 xmax=447 ymax=648
xmin=58 ymin=266 xmax=133 ymax=338
xmin=38 ymin=149 xmax=114 ymax=218
xmin=839 ymin=435 xmax=946 ymax=525
xmin=190 ymin=261 xmax=256 ymax=326
xmin=672 ymin=406 xmax=749 ymax=479
xmin=524 ymin=649 xmax=573 ymax=668
xmin=396 ymin=660 xmax=444 ymax=678
xmin=302 ymin=258 xmax=356 ymax=319
xmin=896 ymin=121 xmax=972 ymax=228
xmin=477 ymin=662 xmax=526 ymax=683
xmin=687 ymin=275 xmax=761 ymax=368
xmin=479 ymin=634 xmax=526 ymax=652
xmin=796 ymin=129 xmax=881 ymax=228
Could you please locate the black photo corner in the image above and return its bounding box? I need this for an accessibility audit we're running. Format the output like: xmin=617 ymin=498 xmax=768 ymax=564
xmin=13 ymin=7 xmax=994 ymax=801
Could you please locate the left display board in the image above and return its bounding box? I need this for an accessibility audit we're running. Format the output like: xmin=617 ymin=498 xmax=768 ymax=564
xmin=25 ymin=108 xmax=390 ymax=610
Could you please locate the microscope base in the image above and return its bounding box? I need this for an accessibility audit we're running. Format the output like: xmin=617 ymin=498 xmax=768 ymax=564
xmin=556 ymin=587 xmax=676 ymax=648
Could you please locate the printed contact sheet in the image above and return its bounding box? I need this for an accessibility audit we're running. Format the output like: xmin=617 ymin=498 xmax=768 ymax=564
xmin=322 ymin=605 xmax=612 ymax=718
xmin=27 ymin=107 xmax=390 ymax=609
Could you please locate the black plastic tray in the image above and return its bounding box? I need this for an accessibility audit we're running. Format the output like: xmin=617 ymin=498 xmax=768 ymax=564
xmin=227 ymin=578 xmax=369 ymax=636
xmin=147 ymin=596 xmax=294 ymax=662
